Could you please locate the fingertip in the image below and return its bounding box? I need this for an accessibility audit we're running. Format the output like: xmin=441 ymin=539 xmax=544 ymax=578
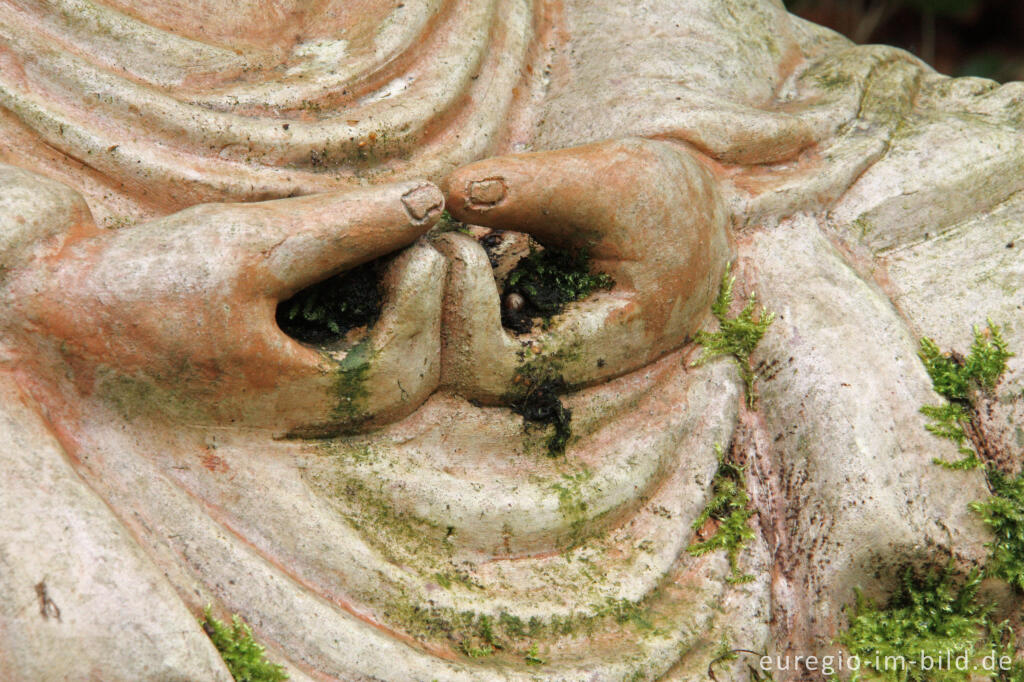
xmin=444 ymin=160 xmax=517 ymax=224
xmin=462 ymin=176 xmax=509 ymax=210
xmin=400 ymin=182 xmax=445 ymax=226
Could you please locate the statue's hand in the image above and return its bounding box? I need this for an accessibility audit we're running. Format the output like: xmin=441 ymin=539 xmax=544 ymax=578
xmin=1 ymin=166 xmax=445 ymax=434
xmin=437 ymin=138 xmax=730 ymax=402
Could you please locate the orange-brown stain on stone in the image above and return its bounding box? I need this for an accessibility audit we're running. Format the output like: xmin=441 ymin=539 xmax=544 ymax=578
xmin=200 ymin=449 xmax=230 ymax=474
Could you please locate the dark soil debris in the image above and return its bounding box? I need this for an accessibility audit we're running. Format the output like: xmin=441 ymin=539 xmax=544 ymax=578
xmin=276 ymin=260 xmax=383 ymax=345
xmin=500 ymin=247 xmax=614 ymax=335
xmin=510 ymin=377 xmax=572 ymax=457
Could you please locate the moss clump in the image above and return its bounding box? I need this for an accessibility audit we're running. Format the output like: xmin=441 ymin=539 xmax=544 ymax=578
xmin=919 ymin=322 xmax=1024 ymax=593
xmin=839 ymin=565 xmax=992 ymax=682
xmin=459 ymin=634 xmax=495 ymax=660
xmin=501 ymin=246 xmax=614 ymax=334
xmin=200 ymin=608 xmax=288 ymax=682
xmin=987 ymin=621 xmax=1024 ymax=681
xmin=691 ymin=263 xmax=775 ymax=407
xmin=918 ymin=321 xmax=1013 ymax=469
xmin=525 ymin=643 xmax=546 ymax=665
xmin=507 ymin=345 xmax=582 ymax=457
xmin=687 ymin=444 xmax=755 ymax=584
xmin=511 ymin=377 xmax=573 ymax=457
xmin=919 ymin=325 xmax=1012 ymax=400
xmin=970 ymin=469 xmax=1024 ymax=591
xmin=841 ymin=321 xmax=1024 ymax=678
xmin=919 ymin=402 xmax=976 ymax=468
xmin=102 ymin=214 xmax=136 ymax=230
xmin=276 ymin=261 xmax=382 ymax=345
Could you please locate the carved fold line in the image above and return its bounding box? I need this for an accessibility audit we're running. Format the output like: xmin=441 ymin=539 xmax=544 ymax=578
xmin=0 ymin=1 xmax=494 ymax=166
xmin=3 ymin=0 xmax=249 ymax=89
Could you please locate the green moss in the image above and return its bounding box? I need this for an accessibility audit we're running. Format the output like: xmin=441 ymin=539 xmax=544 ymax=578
xmin=507 ymin=345 xmax=582 ymax=457
xmin=987 ymin=621 xmax=1024 ymax=681
xmin=551 ymin=469 xmax=594 ymax=541
xmin=388 ymin=594 xmax=656 ymax=662
xmin=687 ymin=444 xmax=755 ymax=584
xmin=814 ymin=69 xmax=855 ymax=92
xmin=330 ymin=340 xmax=373 ymax=423
xmin=853 ymin=217 xmax=874 ymax=240
xmin=460 ymin=642 xmax=494 ymax=659
xmin=691 ymin=263 xmax=775 ymax=407
xmin=707 ymin=637 xmax=777 ymax=681
xmin=524 ymin=643 xmax=546 ymax=665
xmin=431 ymin=210 xmax=472 ymax=235
xmin=102 ymin=214 xmax=137 ymax=230
xmin=708 ymin=636 xmax=741 ymax=675
xmin=96 ymin=369 xmax=206 ymax=422
xmin=330 ymin=128 xmax=398 ymax=166
xmin=501 ymin=246 xmax=614 ymax=334
xmin=200 ymin=608 xmax=288 ymax=682
xmin=970 ymin=469 xmax=1024 ymax=591
xmin=328 ymin=473 xmax=452 ymax=567
xmin=915 ymin=321 xmax=1024 ymax=592
xmin=499 ymin=612 xmax=529 ymax=639
xmin=458 ymin=614 xmax=499 ymax=658
xmin=921 ymin=402 xmax=978 ymax=469
xmin=918 ymin=321 xmax=1013 ymax=469
xmin=391 ymin=604 xmax=510 ymax=658
xmin=599 ymin=598 xmax=654 ymax=630
xmin=838 ymin=565 xmax=991 ymax=681
xmin=920 ymin=325 xmax=1012 ymax=401
xmin=838 ymin=321 xmax=1023 ymax=679
xmin=276 ymin=261 xmax=382 ymax=345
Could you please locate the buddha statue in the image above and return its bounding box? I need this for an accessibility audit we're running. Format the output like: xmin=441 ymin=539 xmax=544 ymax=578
xmin=0 ymin=0 xmax=1020 ymax=679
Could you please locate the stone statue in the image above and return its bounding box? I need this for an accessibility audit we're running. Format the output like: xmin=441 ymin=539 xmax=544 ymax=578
xmin=0 ymin=0 xmax=1020 ymax=679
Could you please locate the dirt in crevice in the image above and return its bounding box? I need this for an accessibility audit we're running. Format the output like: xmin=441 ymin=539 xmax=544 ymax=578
xmin=275 ymin=259 xmax=383 ymax=345
xmin=509 ymin=376 xmax=572 ymax=457
xmin=968 ymin=393 xmax=1023 ymax=478
xmin=499 ymin=246 xmax=614 ymax=335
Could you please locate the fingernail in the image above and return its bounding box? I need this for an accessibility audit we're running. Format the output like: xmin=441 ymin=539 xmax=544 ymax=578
xmin=467 ymin=177 xmax=507 ymax=208
xmin=401 ymin=184 xmax=444 ymax=223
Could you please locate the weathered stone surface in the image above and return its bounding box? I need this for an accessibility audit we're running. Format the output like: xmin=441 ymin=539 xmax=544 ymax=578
xmin=0 ymin=372 xmax=233 ymax=681
xmin=744 ymin=215 xmax=992 ymax=656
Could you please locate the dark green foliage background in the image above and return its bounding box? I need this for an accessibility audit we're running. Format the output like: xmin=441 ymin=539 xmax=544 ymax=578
xmin=784 ymin=0 xmax=1024 ymax=82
